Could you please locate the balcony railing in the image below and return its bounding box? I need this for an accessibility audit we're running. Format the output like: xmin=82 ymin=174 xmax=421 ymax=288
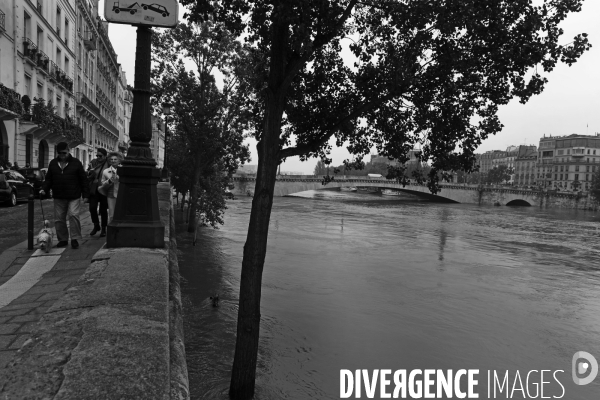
xmin=36 ymin=51 xmax=50 ymax=73
xmin=98 ymin=114 xmax=119 ymax=137
xmin=0 ymin=10 xmax=5 ymax=32
xmin=23 ymin=38 xmax=38 ymax=62
xmin=83 ymin=31 xmax=97 ymax=51
xmin=0 ymin=84 xmax=24 ymax=116
xmin=76 ymin=92 xmax=100 ymax=115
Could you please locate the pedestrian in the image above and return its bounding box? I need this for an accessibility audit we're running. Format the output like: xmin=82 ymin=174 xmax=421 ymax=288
xmin=88 ymin=148 xmax=110 ymax=237
xmin=99 ymin=152 xmax=122 ymax=223
xmin=12 ymin=161 xmax=19 ymax=170
xmin=38 ymin=142 xmax=89 ymax=249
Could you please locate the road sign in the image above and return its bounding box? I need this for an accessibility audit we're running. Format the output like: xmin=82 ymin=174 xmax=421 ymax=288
xmin=104 ymin=1 xmax=179 ymax=28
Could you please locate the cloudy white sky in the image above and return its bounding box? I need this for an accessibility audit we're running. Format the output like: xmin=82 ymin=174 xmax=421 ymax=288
xmin=100 ymin=1 xmax=600 ymax=174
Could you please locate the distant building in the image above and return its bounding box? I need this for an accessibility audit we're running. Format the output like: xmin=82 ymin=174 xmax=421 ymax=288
xmin=370 ymin=150 xmax=421 ymax=166
xmin=514 ymin=145 xmax=538 ymax=186
xmin=537 ymin=133 xmax=600 ymax=191
xmin=479 ymin=150 xmax=505 ymax=174
xmin=150 ymin=115 xmax=164 ymax=168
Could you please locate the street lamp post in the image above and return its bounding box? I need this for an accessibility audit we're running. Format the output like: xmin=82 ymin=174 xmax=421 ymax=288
xmin=161 ymin=102 xmax=172 ymax=180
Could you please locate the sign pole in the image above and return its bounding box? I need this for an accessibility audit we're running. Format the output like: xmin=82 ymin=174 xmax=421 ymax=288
xmin=106 ymin=26 xmax=165 ymax=248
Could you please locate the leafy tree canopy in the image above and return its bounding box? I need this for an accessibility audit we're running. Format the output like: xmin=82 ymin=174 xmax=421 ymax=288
xmin=182 ymin=0 xmax=590 ymax=193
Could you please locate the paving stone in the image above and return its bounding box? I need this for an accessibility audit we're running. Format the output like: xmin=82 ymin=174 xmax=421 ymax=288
xmin=0 ymin=317 xmax=12 ymax=324
xmin=52 ymin=260 xmax=91 ymax=271
xmin=0 ymin=350 xmax=16 ymax=368
xmin=0 ymin=324 xmax=20 ymax=335
xmin=1 ymin=264 xmax=24 ymax=277
xmin=0 ymin=335 xmax=17 ymax=349
xmin=0 ymin=309 xmax=32 ymax=317
xmin=43 ymin=268 xmax=88 ymax=278
xmin=0 ymin=302 xmax=44 ymax=312
xmin=6 ymin=293 xmax=43 ymax=305
xmin=36 ymin=292 xmax=66 ymax=301
xmin=57 ymin=275 xmax=84 ymax=284
xmin=23 ymin=282 xmax=71 ymax=295
xmin=29 ymin=306 xmax=50 ymax=315
xmin=36 ymin=276 xmax=64 ymax=285
xmin=9 ymin=314 xmax=40 ymax=323
xmin=11 ymin=257 xmax=30 ymax=265
xmin=60 ymin=253 xmax=91 ymax=261
xmin=9 ymin=335 xmax=30 ymax=350
xmin=17 ymin=322 xmax=38 ymax=334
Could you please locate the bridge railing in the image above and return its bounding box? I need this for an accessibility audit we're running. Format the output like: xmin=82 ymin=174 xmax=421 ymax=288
xmin=232 ymin=176 xmax=581 ymax=197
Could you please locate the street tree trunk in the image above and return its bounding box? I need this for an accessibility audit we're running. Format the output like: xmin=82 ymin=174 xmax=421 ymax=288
xmin=229 ymin=16 xmax=290 ymax=399
xmin=187 ymin=166 xmax=203 ymax=232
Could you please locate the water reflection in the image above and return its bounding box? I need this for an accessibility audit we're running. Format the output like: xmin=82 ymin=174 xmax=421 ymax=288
xmin=178 ymin=190 xmax=600 ymax=399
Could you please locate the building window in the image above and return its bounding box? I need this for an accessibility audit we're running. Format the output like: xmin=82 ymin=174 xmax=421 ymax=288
xmin=587 ymin=149 xmax=590 ymax=154
xmin=575 ymin=174 xmax=579 ymax=181
xmin=586 ymin=174 xmax=589 ymax=181
xmin=586 ymin=166 xmax=590 ymax=172
xmin=560 ymin=174 xmax=563 ymax=180
xmin=560 ymin=166 xmax=564 ymax=172
xmin=65 ymin=19 xmax=69 ymax=47
xmin=575 ymin=166 xmax=579 ymax=172
xmin=56 ymin=7 xmax=61 ymax=35
xmin=554 ymin=174 xmax=557 ymax=180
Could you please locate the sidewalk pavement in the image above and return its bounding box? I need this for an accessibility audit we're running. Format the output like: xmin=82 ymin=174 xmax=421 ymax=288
xmin=0 ymin=208 xmax=108 ymax=369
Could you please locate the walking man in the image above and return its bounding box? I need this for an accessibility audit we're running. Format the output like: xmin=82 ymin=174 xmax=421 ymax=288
xmin=39 ymin=142 xmax=89 ymax=249
xmin=88 ymin=148 xmax=110 ymax=237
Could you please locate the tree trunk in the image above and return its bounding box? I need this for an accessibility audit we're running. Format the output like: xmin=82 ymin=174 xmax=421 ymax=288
xmin=229 ymin=13 xmax=293 ymax=399
xmin=187 ymin=167 xmax=203 ymax=232
xmin=229 ymin=117 xmax=280 ymax=399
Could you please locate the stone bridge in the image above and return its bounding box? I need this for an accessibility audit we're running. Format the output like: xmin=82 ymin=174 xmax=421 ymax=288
xmin=232 ymin=176 xmax=598 ymax=210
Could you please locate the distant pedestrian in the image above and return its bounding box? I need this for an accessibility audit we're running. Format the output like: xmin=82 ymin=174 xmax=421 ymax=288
xmin=39 ymin=142 xmax=89 ymax=249
xmin=11 ymin=162 xmax=19 ymax=170
xmin=99 ymin=152 xmax=122 ymax=223
xmin=87 ymin=148 xmax=110 ymax=237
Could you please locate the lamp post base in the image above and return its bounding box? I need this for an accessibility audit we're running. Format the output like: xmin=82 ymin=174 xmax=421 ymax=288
xmin=106 ymin=165 xmax=165 ymax=248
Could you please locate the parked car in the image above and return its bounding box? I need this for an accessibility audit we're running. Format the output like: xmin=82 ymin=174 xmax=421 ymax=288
xmin=0 ymin=170 xmax=34 ymax=206
xmin=18 ymin=167 xmax=51 ymax=198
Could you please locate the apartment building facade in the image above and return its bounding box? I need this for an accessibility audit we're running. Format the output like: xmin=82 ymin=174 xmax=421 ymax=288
xmin=538 ymin=133 xmax=600 ymax=191
xmin=513 ymin=145 xmax=537 ymax=186
xmin=0 ymin=0 xmax=83 ymax=168
xmin=0 ymin=0 xmax=128 ymax=169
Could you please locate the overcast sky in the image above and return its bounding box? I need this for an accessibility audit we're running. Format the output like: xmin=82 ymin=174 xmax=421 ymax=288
xmin=100 ymin=1 xmax=600 ymax=174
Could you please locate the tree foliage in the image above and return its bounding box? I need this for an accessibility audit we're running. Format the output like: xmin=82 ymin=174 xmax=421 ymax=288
xmin=591 ymin=167 xmax=600 ymax=200
xmin=180 ymin=1 xmax=591 ymax=398
xmin=151 ymin=19 xmax=251 ymax=230
xmin=486 ymin=165 xmax=514 ymax=185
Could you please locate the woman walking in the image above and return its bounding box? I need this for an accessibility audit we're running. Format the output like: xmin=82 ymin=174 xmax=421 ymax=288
xmin=88 ymin=148 xmax=110 ymax=237
xmin=100 ymin=152 xmax=122 ymax=223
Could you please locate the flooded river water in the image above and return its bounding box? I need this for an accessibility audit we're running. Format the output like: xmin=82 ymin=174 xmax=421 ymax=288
xmin=176 ymin=190 xmax=600 ymax=399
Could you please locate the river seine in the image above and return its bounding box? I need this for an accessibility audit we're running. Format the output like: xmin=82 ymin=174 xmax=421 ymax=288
xmin=176 ymin=190 xmax=600 ymax=399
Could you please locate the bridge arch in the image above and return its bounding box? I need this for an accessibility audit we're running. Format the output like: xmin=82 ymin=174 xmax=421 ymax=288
xmin=506 ymin=199 xmax=532 ymax=206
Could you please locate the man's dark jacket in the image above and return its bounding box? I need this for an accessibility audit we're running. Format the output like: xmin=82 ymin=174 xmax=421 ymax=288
xmin=43 ymin=154 xmax=89 ymax=199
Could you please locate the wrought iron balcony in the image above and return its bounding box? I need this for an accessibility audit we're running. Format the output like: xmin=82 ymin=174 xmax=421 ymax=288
xmin=98 ymin=114 xmax=119 ymax=137
xmin=0 ymin=83 xmax=24 ymax=116
xmin=36 ymin=51 xmax=50 ymax=73
xmin=22 ymin=38 xmax=38 ymax=64
xmin=76 ymin=92 xmax=100 ymax=116
xmin=83 ymin=31 xmax=97 ymax=51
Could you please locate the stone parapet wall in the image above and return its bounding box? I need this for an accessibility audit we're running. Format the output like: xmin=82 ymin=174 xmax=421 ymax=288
xmin=0 ymin=183 xmax=189 ymax=399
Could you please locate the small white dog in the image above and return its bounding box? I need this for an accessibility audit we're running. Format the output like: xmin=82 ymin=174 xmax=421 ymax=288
xmin=37 ymin=220 xmax=54 ymax=253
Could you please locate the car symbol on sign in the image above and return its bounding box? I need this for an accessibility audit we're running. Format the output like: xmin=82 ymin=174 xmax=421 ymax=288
xmin=141 ymin=3 xmax=170 ymax=17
